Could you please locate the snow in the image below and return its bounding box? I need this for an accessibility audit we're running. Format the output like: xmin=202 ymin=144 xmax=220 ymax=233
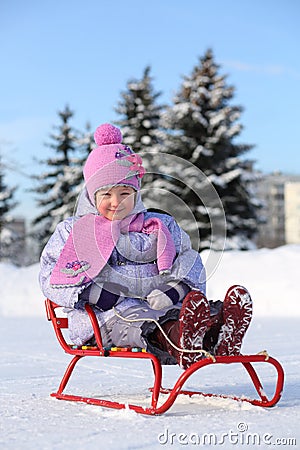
xmin=1 ymin=245 xmax=299 ymax=449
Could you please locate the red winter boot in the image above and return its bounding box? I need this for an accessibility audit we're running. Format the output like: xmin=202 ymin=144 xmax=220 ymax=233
xmin=214 ymin=285 xmax=253 ymax=356
xmin=148 ymin=291 xmax=211 ymax=369
xmin=178 ymin=291 xmax=210 ymax=369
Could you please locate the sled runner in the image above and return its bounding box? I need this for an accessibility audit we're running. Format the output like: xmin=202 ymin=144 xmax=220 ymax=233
xmin=45 ymin=299 xmax=284 ymax=415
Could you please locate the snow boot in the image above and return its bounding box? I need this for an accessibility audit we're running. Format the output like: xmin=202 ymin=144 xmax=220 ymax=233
xmin=149 ymin=291 xmax=210 ymax=369
xmin=214 ymin=285 xmax=253 ymax=356
xmin=178 ymin=291 xmax=211 ymax=369
xmin=202 ymin=300 xmax=224 ymax=353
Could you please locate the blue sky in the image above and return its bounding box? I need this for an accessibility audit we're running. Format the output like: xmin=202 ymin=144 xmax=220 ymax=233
xmin=1 ymin=0 xmax=300 ymax=220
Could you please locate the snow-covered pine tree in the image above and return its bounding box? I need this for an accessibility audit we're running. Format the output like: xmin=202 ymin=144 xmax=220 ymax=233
xmin=0 ymin=154 xmax=18 ymax=261
xmin=67 ymin=121 xmax=94 ymax=209
xmin=157 ymin=49 xmax=260 ymax=250
xmin=31 ymin=105 xmax=83 ymax=249
xmin=114 ymin=66 xmax=163 ymax=151
xmin=114 ymin=66 xmax=166 ymax=200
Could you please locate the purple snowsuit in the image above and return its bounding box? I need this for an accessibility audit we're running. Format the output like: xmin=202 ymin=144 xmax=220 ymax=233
xmin=40 ymin=209 xmax=207 ymax=364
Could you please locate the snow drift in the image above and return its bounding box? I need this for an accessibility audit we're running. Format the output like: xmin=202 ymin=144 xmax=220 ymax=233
xmin=0 ymin=244 xmax=299 ymax=317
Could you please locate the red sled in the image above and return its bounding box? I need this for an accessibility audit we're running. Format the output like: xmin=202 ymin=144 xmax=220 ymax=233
xmin=45 ymin=298 xmax=284 ymax=415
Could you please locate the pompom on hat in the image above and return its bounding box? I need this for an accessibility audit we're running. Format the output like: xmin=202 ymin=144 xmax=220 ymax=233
xmin=83 ymin=123 xmax=145 ymax=203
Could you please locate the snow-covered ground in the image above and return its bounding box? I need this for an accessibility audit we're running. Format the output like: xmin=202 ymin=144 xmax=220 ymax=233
xmin=0 ymin=245 xmax=299 ymax=449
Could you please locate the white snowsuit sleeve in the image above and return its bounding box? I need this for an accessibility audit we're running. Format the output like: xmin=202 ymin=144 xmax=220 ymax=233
xmin=39 ymin=218 xmax=89 ymax=308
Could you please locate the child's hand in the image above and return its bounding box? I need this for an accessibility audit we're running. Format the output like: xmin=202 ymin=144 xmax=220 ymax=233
xmin=146 ymin=289 xmax=173 ymax=310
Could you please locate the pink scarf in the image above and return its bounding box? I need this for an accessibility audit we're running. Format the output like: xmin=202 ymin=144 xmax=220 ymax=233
xmin=50 ymin=213 xmax=176 ymax=287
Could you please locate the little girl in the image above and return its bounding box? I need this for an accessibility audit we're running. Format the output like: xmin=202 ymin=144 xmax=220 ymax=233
xmin=39 ymin=123 xmax=253 ymax=369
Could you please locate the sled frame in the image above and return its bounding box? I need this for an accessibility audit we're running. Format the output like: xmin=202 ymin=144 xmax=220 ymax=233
xmin=45 ymin=299 xmax=284 ymax=415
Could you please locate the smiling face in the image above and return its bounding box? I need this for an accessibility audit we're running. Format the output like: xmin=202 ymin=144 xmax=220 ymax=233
xmin=95 ymin=185 xmax=136 ymax=221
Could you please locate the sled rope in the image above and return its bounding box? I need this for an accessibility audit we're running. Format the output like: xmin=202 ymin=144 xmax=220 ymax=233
xmin=112 ymin=307 xmax=215 ymax=361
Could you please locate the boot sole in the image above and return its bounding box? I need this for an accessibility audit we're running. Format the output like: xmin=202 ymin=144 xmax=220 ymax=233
xmin=215 ymin=285 xmax=253 ymax=356
xmin=178 ymin=291 xmax=210 ymax=369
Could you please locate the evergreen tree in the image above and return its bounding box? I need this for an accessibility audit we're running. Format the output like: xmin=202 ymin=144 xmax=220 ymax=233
xmin=67 ymin=122 xmax=94 ymax=210
xmin=0 ymin=155 xmax=18 ymax=261
xmin=156 ymin=49 xmax=260 ymax=250
xmin=31 ymin=105 xmax=82 ymax=248
xmin=114 ymin=66 xmax=163 ymax=151
xmin=114 ymin=66 xmax=166 ymax=196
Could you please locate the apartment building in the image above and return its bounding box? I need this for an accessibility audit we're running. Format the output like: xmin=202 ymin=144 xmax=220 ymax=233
xmin=255 ymin=172 xmax=300 ymax=248
xmin=285 ymin=181 xmax=300 ymax=244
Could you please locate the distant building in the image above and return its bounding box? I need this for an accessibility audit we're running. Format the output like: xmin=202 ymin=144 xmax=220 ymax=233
xmin=255 ymin=172 xmax=300 ymax=248
xmin=285 ymin=182 xmax=300 ymax=244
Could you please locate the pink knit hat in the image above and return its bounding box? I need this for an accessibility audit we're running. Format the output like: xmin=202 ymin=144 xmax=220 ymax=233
xmin=83 ymin=123 xmax=145 ymax=202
